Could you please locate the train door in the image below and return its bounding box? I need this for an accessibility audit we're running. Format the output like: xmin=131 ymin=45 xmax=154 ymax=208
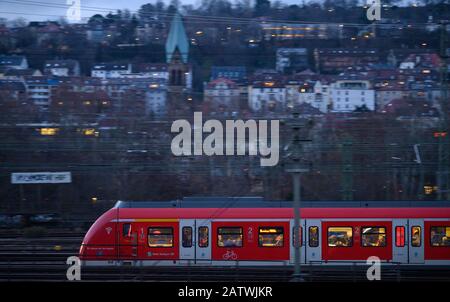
xmin=179 ymin=219 xmax=195 ymax=263
xmin=195 ymin=220 xmax=211 ymax=265
xmin=392 ymin=219 xmax=408 ymax=264
xmin=119 ymin=222 xmax=138 ymax=259
xmin=306 ymin=220 xmax=321 ymax=263
xmin=408 ymin=219 xmax=424 ymax=264
xmin=289 ymin=219 xmax=306 ymax=264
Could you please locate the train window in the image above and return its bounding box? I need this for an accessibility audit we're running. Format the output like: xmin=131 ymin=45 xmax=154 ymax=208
xmin=328 ymin=227 xmax=353 ymax=247
xmin=258 ymin=227 xmax=284 ymax=247
xmin=182 ymin=227 xmax=193 ymax=248
xmin=123 ymin=223 xmax=131 ymax=237
xmin=198 ymin=226 xmax=209 ymax=248
xmin=218 ymin=227 xmax=243 ymax=247
xmin=411 ymin=226 xmax=421 ymax=247
xmin=292 ymin=227 xmax=302 ymax=247
xmin=430 ymin=226 xmax=450 ymax=247
xmin=148 ymin=227 xmax=173 ymax=248
xmin=395 ymin=226 xmax=405 ymax=247
xmin=361 ymin=227 xmax=386 ymax=247
xmin=309 ymin=226 xmax=319 ymax=247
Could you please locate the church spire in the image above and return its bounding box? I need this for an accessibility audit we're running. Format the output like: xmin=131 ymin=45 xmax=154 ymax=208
xmin=165 ymin=12 xmax=189 ymax=64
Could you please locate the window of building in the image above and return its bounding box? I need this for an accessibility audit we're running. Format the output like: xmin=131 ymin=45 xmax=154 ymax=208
xmin=258 ymin=227 xmax=284 ymax=247
xmin=430 ymin=226 xmax=450 ymax=247
xmin=218 ymin=227 xmax=243 ymax=247
xmin=148 ymin=227 xmax=173 ymax=248
xmin=395 ymin=226 xmax=405 ymax=247
xmin=198 ymin=226 xmax=209 ymax=248
xmin=123 ymin=223 xmax=131 ymax=237
xmin=182 ymin=226 xmax=193 ymax=248
xmin=328 ymin=227 xmax=353 ymax=247
xmin=309 ymin=226 xmax=319 ymax=247
xmin=411 ymin=226 xmax=421 ymax=247
xmin=361 ymin=227 xmax=386 ymax=247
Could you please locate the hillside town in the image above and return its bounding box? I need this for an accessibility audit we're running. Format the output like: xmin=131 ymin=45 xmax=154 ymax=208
xmin=0 ymin=1 xmax=449 ymax=219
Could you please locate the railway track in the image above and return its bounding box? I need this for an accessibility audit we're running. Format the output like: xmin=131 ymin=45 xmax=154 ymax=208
xmin=0 ymin=262 xmax=449 ymax=282
xmin=0 ymin=236 xmax=449 ymax=282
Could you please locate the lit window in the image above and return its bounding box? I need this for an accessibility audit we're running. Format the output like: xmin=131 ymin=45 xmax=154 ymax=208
xmin=430 ymin=226 xmax=450 ymax=247
xmin=182 ymin=226 xmax=192 ymax=248
xmin=40 ymin=128 xmax=58 ymax=136
xmin=309 ymin=226 xmax=319 ymax=247
xmin=395 ymin=226 xmax=405 ymax=247
xmin=198 ymin=226 xmax=209 ymax=248
xmin=328 ymin=227 xmax=353 ymax=247
xmin=218 ymin=227 xmax=243 ymax=247
xmin=148 ymin=227 xmax=173 ymax=248
xmin=361 ymin=227 xmax=386 ymax=247
xmin=258 ymin=227 xmax=284 ymax=247
xmin=82 ymin=128 xmax=96 ymax=136
xmin=411 ymin=226 xmax=421 ymax=247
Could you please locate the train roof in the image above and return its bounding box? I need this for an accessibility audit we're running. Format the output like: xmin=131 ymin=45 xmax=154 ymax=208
xmin=111 ymin=197 xmax=450 ymax=219
xmin=114 ymin=207 xmax=450 ymax=219
xmin=114 ymin=197 xmax=450 ymax=209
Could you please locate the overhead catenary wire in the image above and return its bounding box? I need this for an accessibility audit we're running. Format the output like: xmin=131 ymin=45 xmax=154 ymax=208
xmin=0 ymin=0 xmax=439 ymax=29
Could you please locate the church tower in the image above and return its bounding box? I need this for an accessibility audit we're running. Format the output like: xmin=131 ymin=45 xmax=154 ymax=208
xmin=165 ymin=13 xmax=191 ymax=91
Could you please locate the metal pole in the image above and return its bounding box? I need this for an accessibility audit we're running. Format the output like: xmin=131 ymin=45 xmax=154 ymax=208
xmin=292 ymin=172 xmax=303 ymax=281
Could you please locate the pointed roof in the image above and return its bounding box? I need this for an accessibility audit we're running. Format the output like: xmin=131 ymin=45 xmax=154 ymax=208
xmin=165 ymin=13 xmax=189 ymax=64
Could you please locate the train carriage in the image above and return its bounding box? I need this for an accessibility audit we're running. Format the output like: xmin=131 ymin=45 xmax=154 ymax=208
xmin=79 ymin=199 xmax=450 ymax=266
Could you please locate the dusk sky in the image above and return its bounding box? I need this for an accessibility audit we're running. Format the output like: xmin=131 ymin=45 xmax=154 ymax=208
xmin=0 ymin=0 xmax=303 ymax=22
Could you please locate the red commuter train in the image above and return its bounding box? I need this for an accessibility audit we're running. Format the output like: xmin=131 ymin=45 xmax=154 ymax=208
xmin=79 ymin=198 xmax=450 ymax=266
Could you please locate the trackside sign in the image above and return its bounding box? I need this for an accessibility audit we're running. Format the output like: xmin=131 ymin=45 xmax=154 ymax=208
xmin=11 ymin=172 xmax=72 ymax=184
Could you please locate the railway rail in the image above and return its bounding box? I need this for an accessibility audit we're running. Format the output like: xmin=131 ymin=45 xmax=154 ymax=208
xmin=0 ymin=236 xmax=449 ymax=282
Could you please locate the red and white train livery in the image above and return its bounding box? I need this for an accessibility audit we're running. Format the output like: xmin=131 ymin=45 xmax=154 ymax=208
xmin=79 ymin=200 xmax=450 ymax=266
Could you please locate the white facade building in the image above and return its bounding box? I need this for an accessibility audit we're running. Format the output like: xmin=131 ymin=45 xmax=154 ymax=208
xmin=248 ymin=79 xmax=286 ymax=112
xmin=24 ymin=76 xmax=58 ymax=108
xmin=91 ymin=63 xmax=132 ymax=79
xmin=330 ymin=80 xmax=375 ymax=112
xmin=44 ymin=60 xmax=80 ymax=77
